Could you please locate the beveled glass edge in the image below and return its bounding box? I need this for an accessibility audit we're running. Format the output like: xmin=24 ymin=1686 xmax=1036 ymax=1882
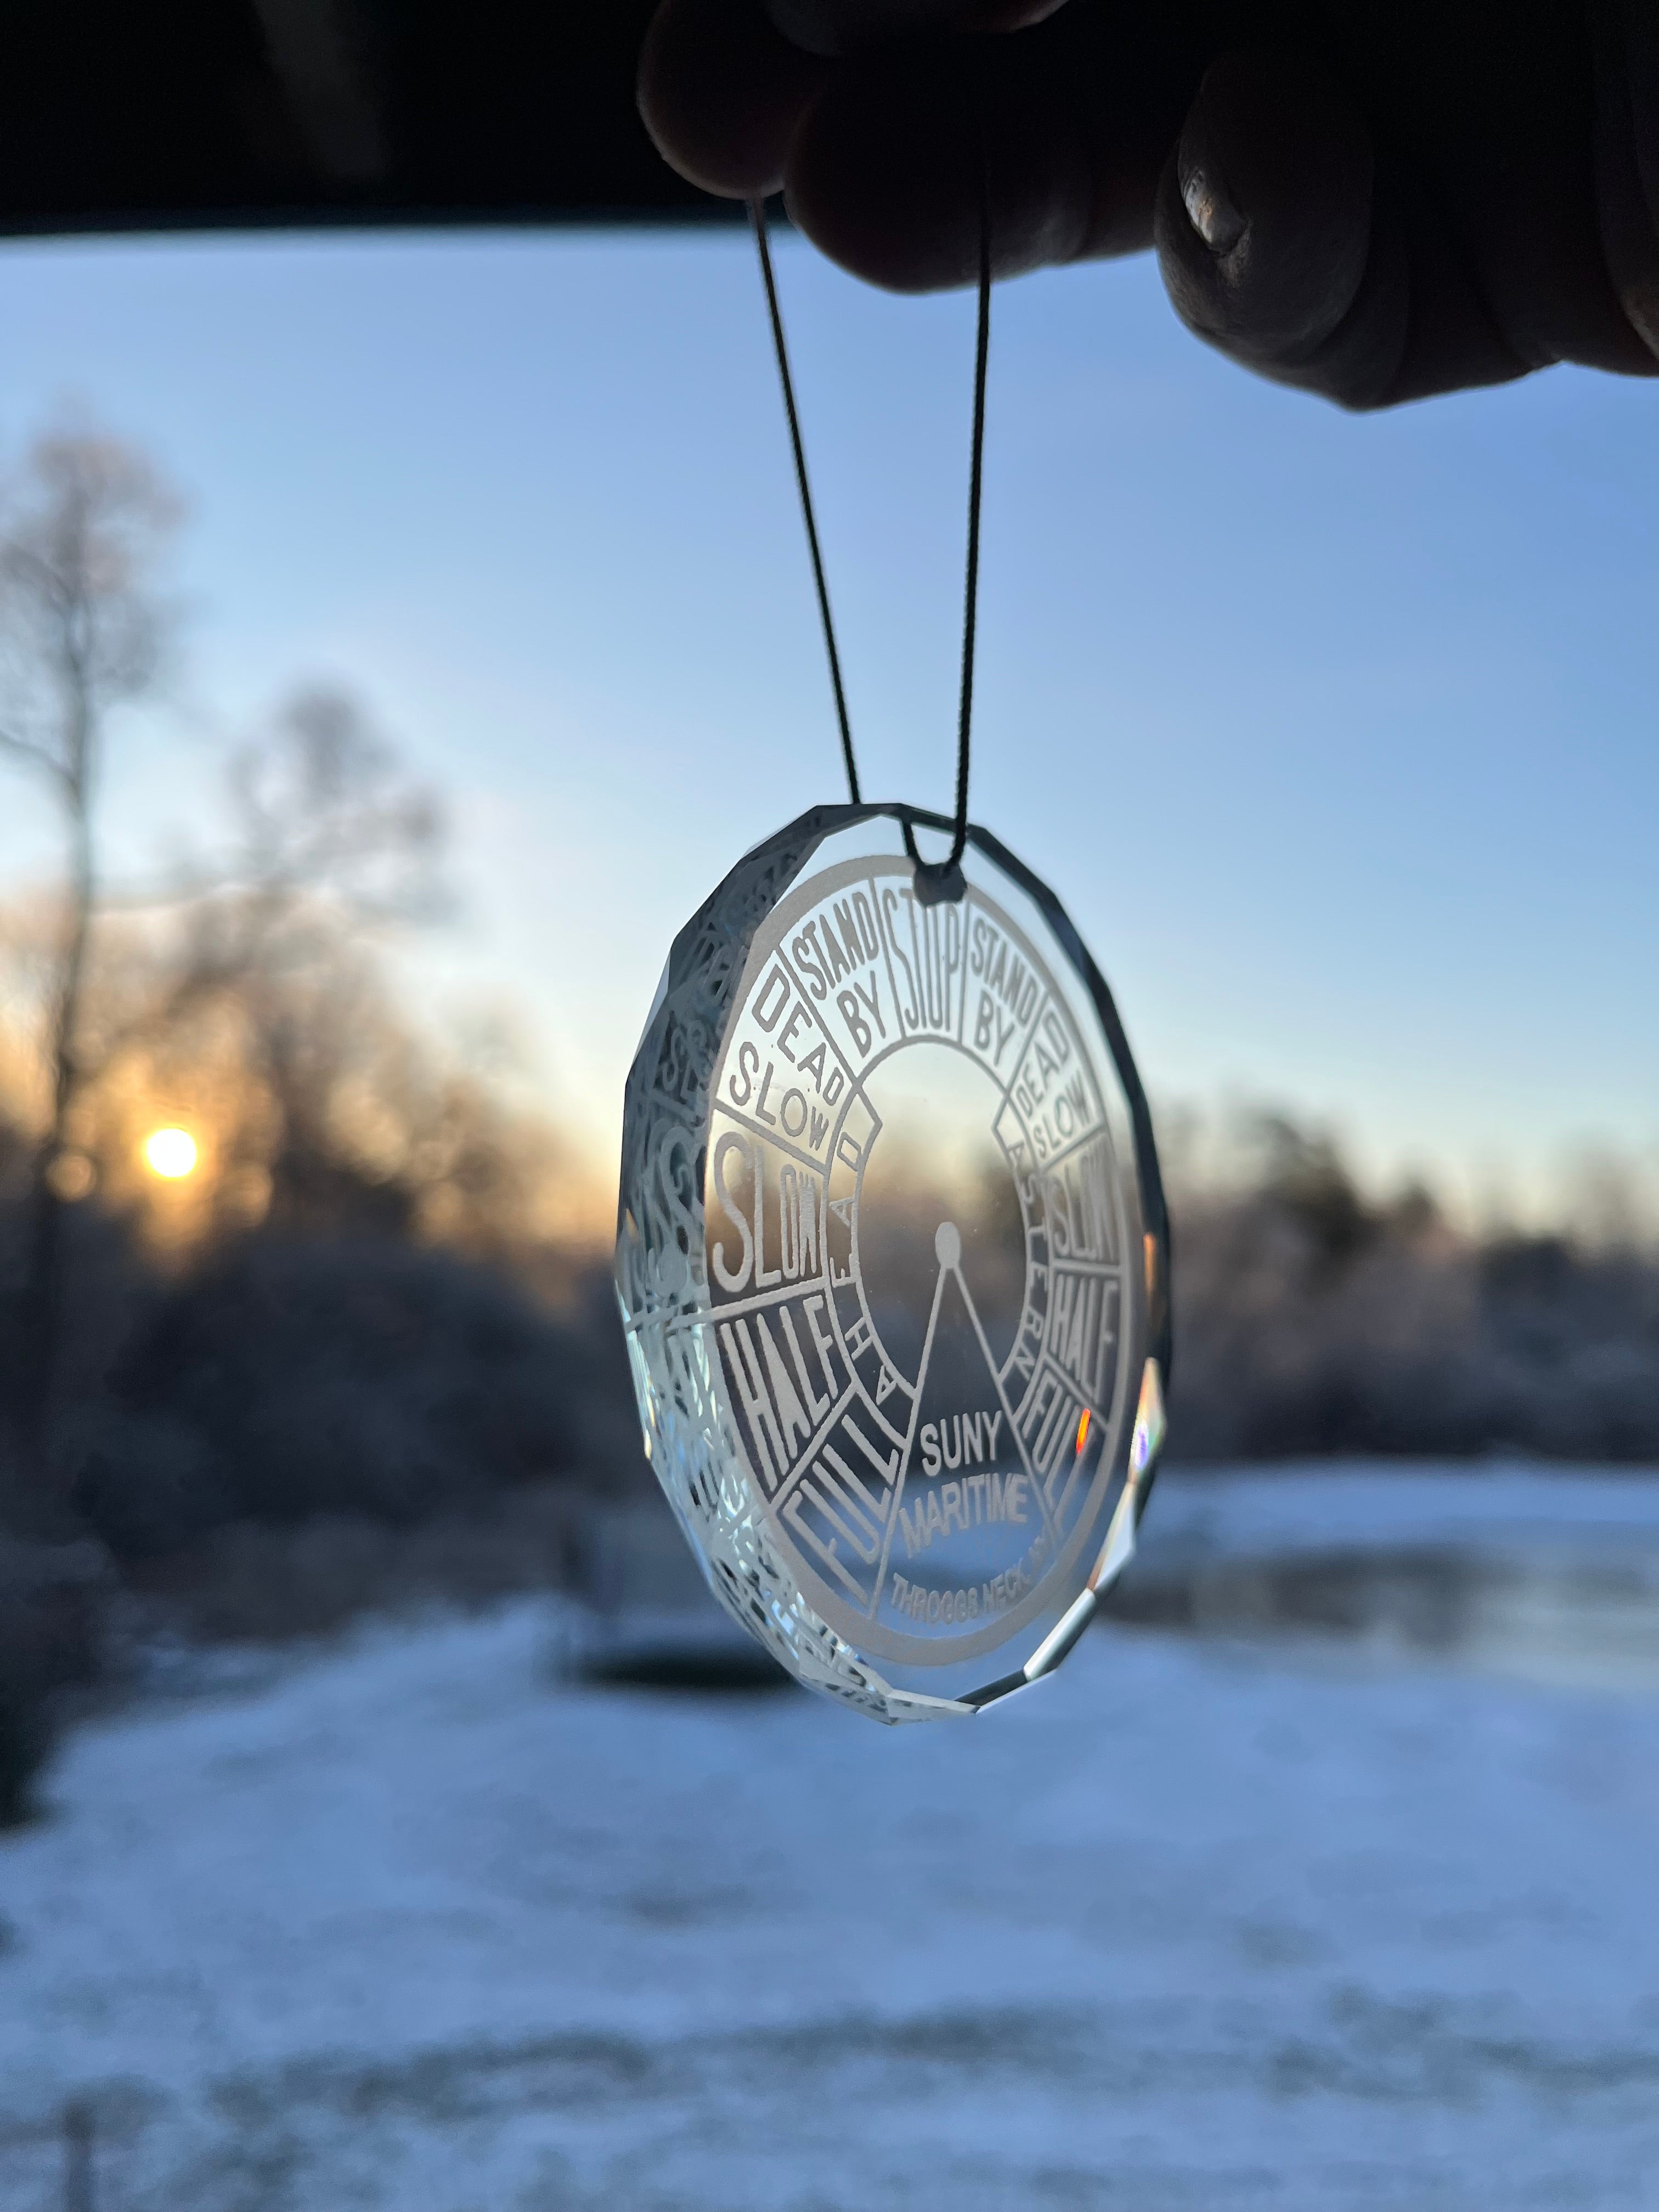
xmin=616 ymin=800 xmax=1173 ymax=1723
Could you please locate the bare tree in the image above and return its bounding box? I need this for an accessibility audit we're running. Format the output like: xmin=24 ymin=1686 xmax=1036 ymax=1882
xmin=157 ymin=685 xmax=449 ymax=1226
xmin=228 ymin=685 xmax=449 ymax=1221
xmin=0 ymin=426 xmax=179 ymax=1465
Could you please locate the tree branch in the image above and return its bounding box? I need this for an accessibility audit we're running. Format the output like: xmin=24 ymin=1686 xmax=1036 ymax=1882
xmin=0 ymin=726 xmax=67 ymax=785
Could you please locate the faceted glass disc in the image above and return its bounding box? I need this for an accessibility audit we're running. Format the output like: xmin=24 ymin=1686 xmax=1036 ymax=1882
xmin=616 ymin=804 xmax=1170 ymax=1723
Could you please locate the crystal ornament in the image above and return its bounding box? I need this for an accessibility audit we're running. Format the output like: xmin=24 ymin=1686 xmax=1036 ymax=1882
xmin=616 ymin=805 xmax=1171 ymax=1723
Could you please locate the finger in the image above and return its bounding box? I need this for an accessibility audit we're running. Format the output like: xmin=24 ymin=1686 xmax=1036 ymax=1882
xmin=1593 ymin=0 xmax=1659 ymax=365
xmin=637 ymin=0 xmax=1065 ymax=201
xmin=783 ymin=45 xmax=1089 ymax=289
xmin=781 ymin=10 xmax=1190 ymax=290
xmin=1414 ymin=2 xmax=1652 ymax=382
xmin=1153 ymin=50 xmax=1526 ymax=409
xmin=638 ymin=0 xmax=828 ymax=198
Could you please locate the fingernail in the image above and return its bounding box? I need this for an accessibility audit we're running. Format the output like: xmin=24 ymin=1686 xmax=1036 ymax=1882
xmin=1180 ymin=162 xmax=1245 ymax=255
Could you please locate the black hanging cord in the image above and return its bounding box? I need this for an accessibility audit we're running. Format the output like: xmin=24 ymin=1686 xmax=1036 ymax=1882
xmin=749 ymin=196 xmax=860 ymax=808
xmin=749 ymin=185 xmax=993 ymax=876
xmin=907 ymin=160 xmax=992 ymax=879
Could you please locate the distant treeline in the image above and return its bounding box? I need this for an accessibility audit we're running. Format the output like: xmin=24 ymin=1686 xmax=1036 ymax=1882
xmin=6 ymin=1104 xmax=1657 ymax=1570
xmin=5 ymin=1104 xmax=1654 ymax=1584
xmin=1168 ymin=1115 xmax=1659 ymax=1463
xmin=0 ymin=1163 xmax=640 ymax=1567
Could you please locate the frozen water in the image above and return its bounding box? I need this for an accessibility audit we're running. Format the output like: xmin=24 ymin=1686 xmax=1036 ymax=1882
xmin=3 ymin=1465 xmax=1658 ymax=2210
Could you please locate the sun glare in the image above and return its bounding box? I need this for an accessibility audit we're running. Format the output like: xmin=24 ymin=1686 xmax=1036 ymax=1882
xmin=144 ymin=1126 xmax=199 ymax=1180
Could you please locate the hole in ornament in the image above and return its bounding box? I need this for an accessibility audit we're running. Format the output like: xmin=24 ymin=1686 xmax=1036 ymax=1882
xmin=856 ymin=1045 xmax=1025 ymax=1379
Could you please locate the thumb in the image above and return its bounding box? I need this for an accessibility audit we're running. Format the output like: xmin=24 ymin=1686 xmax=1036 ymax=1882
xmin=1153 ymin=49 xmax=1523 ymax=409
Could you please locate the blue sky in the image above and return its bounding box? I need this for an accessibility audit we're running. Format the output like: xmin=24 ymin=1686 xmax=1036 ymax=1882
xmin=0 ymin=226 xmax=1654 ymax=1220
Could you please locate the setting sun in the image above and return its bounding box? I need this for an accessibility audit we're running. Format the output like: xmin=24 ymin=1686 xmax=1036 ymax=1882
xmin=143 ymin=1126 xmax=199 ymax=1180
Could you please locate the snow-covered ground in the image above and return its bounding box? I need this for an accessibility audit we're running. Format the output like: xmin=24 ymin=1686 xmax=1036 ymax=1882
xmin=4 ymin=1465 xmax=1659 ymax=2212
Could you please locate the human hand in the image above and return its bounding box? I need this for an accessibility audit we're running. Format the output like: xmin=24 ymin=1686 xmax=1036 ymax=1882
xmin=638 ymin=0 xmax=1659 ymax=409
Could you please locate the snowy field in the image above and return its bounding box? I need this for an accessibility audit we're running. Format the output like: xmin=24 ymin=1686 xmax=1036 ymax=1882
xmin=4 ymin=1464 xmax=1659 ymax=2212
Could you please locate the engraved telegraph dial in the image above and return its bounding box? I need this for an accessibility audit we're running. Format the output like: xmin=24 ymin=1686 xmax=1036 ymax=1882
xmin=618 ymin=805 xmax=1170 ymax=1723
